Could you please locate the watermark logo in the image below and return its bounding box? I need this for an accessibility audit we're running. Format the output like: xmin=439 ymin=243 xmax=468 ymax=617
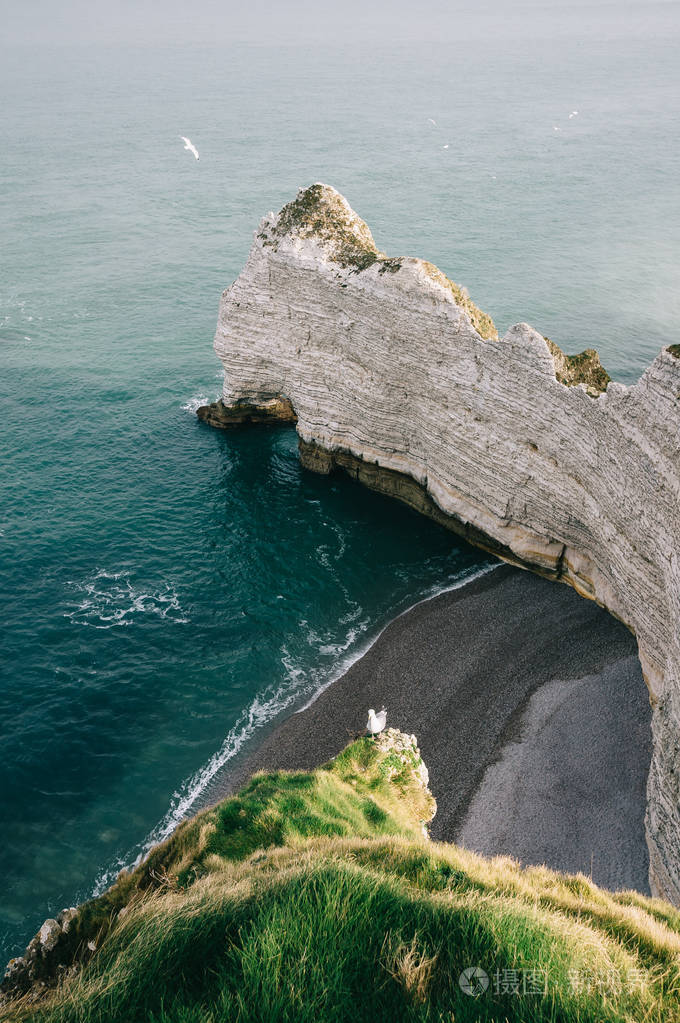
xmin=459 ymin=966 xmax=490 ymax=997
xmin=456 ymin=965 xmax=644 ymax=999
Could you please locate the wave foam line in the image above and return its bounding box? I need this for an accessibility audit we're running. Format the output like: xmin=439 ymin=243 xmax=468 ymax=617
xmin=181 ymin=391 xmax=219 ymax=414
xmin=64 ymin=569 xmax=189 ymax=629
xmin=294 ymin=560 xmax=500 ymax=713
xmin=91 ymin=559 xmax=499 ymax=895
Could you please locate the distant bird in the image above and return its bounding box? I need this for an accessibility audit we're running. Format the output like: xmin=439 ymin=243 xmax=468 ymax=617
xmin=553 ymin=126 xmax=561 ymax=131
xmin=569 ymin=110 xmax=579 ymax=119
xmin=179 ymin=136 xmax=199 ymax=160
xmin=443 ymin=144 xmax=449 ymax=149
xmin=366 ymin=707 xmax=387 ymax=737
xmin=427 ymin=118 xmax=437 ymax=127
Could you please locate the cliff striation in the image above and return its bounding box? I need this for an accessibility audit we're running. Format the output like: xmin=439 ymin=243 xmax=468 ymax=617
xmin=199 ymin=184 xmax=680 ymax=904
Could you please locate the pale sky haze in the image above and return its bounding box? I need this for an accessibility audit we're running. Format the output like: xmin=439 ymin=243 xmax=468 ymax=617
xmin=5 ymin=0 xmax=678 ymax=47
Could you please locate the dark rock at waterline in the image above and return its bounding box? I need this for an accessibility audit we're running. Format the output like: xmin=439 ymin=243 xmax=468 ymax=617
xmin=196 ymin=396 xmax=296 ymax=429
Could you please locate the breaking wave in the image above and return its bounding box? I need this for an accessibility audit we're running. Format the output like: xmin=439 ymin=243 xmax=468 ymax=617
xmin=64 ymin=569 xmax=189 ymax=629
xmin=181 ymin=391 xmax=219 ymax=414
xmin=90 ymin=561 xmax=498 ymax=895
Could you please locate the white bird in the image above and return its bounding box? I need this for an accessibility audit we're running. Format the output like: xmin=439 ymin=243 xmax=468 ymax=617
xmin=553 ymin=126 xmax=561 ymax=131
xmin=427 ymin=118 xmax=437 ymax=127
xmin=569 ymin=110 xmax=579 ymax=118
xmin=366 ymin=707 xmax=387 ymax=737
xmin=179 ymin=136 xmax=199 ymax=160
xmin=443 ymin=144 xmax=449 ymax=149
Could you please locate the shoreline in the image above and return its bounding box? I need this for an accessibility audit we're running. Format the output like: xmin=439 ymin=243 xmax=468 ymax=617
xmin=293 ymin=561 xmax=500 ymax=716
xmin=193 ymin=562 xmax=499 ymax=813
xmin=150 ymin=561 xmax=499 ymax=855
xmin=1 ymin=556 xmax=653 ymax=984
xmin=212 ymin=563 xmax=652 ymax=894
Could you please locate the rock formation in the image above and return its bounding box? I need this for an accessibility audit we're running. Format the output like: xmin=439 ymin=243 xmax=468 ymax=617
xmin=198 ymin=183 xmax=680 ymax=904
xmin=374 ymin=728 xmax=436 ymax=838
xmin=1 ymin=907 xmax=81 ymax=1002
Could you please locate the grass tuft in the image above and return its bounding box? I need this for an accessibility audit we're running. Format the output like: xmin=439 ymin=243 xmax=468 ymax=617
xmin=3 ymin=735 xmax=680 ymax=1023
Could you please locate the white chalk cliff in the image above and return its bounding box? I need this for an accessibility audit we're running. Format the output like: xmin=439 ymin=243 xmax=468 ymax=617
xmin=199 ymin=184 xmax=680 ymax=903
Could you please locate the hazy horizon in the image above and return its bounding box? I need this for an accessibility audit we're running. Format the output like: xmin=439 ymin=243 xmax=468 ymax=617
xmin=5 ymin=0 xmax=679 ymax=47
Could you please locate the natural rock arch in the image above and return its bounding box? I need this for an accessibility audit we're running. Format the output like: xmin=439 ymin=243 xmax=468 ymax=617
xmin=199 ymin=184 xmax=680 ymax=903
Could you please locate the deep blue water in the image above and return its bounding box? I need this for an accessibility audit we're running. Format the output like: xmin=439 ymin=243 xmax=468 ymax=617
xmin=2 ymin=8 xmax=680 ymax=961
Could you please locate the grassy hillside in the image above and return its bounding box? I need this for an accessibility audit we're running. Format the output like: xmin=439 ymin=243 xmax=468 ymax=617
xmin=2 ymin=732 xmax=680 ymax=1023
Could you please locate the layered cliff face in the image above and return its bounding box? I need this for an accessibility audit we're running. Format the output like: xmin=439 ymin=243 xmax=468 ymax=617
xmin=200 ymin=183 xmax=680 ymax=904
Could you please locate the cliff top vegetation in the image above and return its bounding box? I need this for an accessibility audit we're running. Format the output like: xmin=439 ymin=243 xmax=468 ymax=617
xmin=261 ymin=184 xmax=499 ymax=340
xmin=544 ymin=336 xmax=612 ymax=395
xmin=3 ymin=730 xmax=680 ymax=1023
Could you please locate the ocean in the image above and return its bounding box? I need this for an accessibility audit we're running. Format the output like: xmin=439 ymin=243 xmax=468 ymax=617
xmin=2 ymin=7 xmax=679 ymax=961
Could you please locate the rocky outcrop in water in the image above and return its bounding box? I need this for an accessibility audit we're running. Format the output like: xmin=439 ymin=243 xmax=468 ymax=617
xmin=199 ymin=183 xmax=680 ymax=905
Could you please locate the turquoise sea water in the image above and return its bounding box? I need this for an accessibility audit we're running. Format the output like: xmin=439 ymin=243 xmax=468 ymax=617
xmin=2 ymin=9 xmax=680 ymax=961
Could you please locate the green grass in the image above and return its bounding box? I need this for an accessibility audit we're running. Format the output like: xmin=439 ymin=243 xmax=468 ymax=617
xmin=3 ymin=735 xmax=680 ymax=1023
xmin=544 ymin=337 xmax=611 ymax=394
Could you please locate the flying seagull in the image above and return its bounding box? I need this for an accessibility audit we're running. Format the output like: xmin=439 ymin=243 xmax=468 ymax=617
xmin=569 ymin=110 xmax=579 ymax=119
xmin=366 ymin=707 xmax=387 ymax=737
xmin=427 ymin=118 xmax=437 ymax=127
xmin=179 ymin=136 xmax=199 ymax=160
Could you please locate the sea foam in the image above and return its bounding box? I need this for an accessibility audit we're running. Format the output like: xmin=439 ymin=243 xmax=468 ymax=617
xmin=90 ymin=561 xmax=498 ymax=896
xmin=64 ymin=569 xmax=189 ymax=629
xmin=181 ymin=392 xmax=219 ymax=414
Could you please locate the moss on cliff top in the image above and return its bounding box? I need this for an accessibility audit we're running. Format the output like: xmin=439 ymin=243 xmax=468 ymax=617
xmin=264 ymin=187 xmax=499 ymax=345
xmin=667 ymin=344 xmax=680 ymax=359
xmin=420 ymin=261 xmax=498 ymax=340
xmin=544 ymin=337 xmax=611 ymax=395
xmin=265 ymin=183 xmax=381 ymax=271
